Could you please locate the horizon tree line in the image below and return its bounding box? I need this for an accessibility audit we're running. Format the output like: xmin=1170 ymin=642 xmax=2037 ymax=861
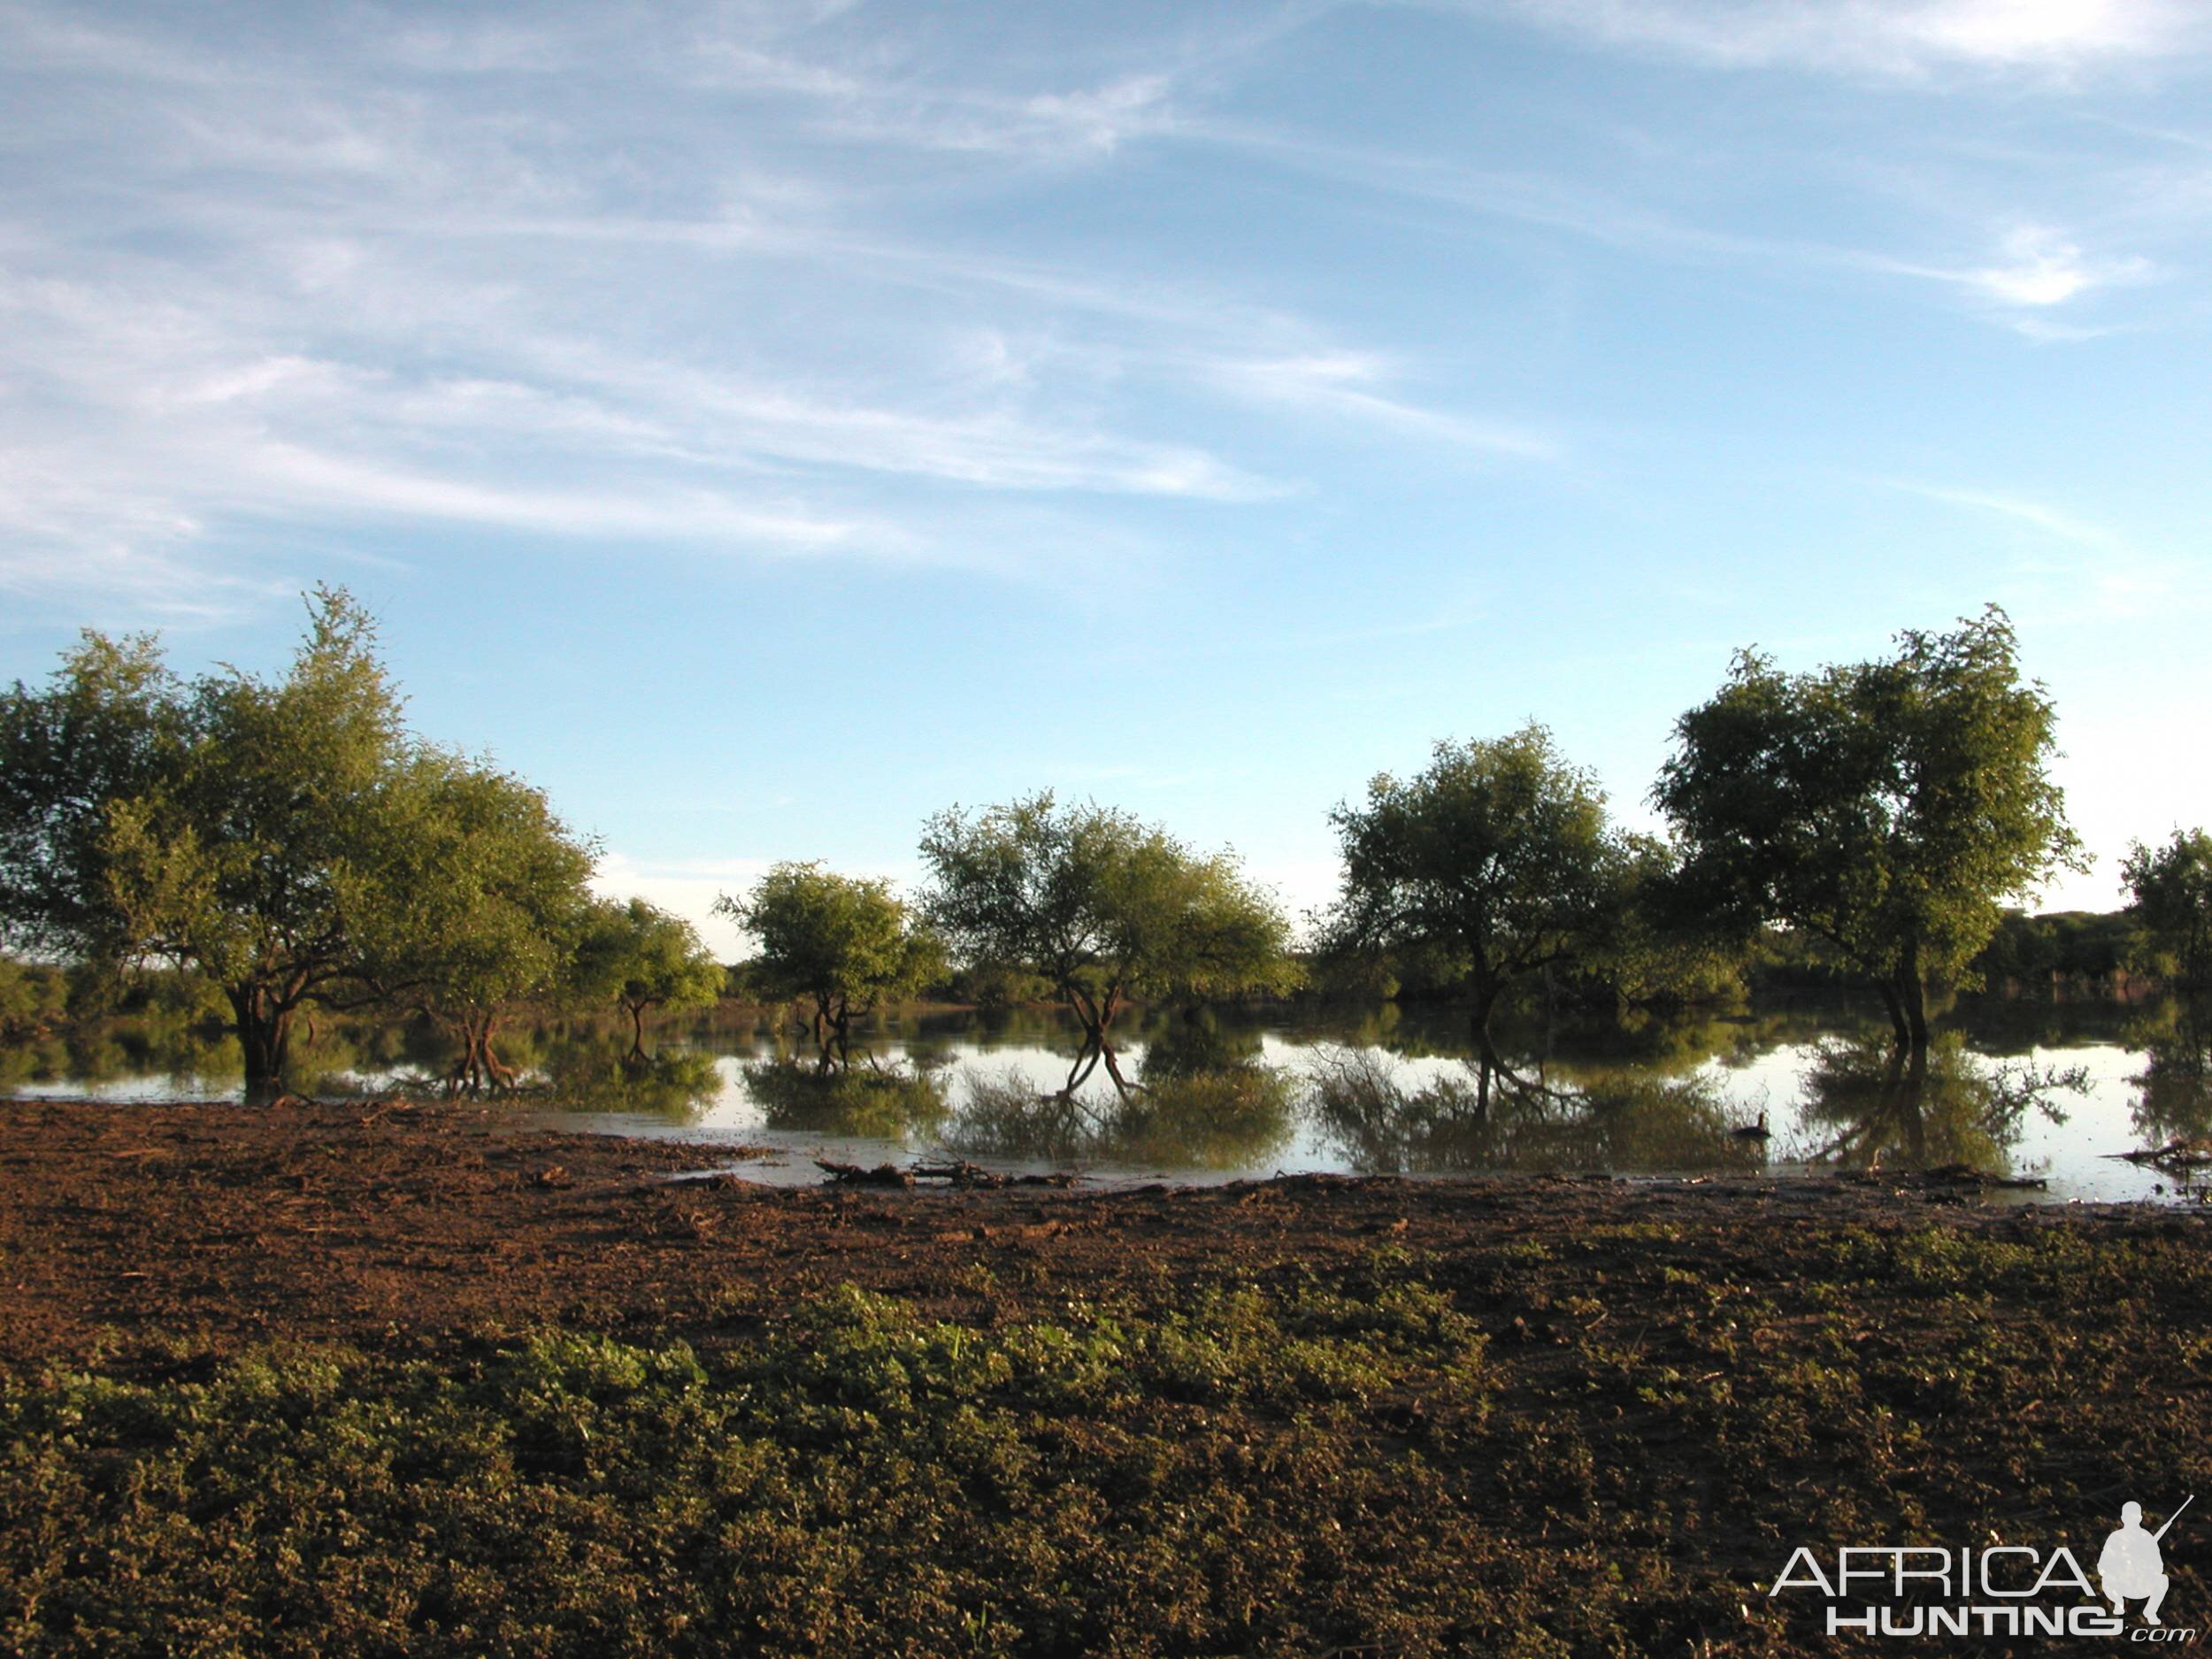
xmin=4 ymin=589 xmax=2207 ymax=1098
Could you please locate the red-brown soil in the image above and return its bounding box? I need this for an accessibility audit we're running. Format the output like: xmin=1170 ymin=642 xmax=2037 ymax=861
xmin=0 ymin=1094 xmax=2188 ymax=1368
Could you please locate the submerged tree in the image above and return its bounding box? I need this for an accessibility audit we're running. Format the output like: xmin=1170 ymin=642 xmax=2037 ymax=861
xmin=1655 ymin=606 xmax=2081 ymax=1055
xmin=576 ymin=898 xmax=724 ymax=1065
xmin=716 ymin=863 xmax=941 ymax=1068
xmin=365 ymin=755 xmax=600 ymax=1094
xmin=0 ymin=631 xmax=187 ymax=962
xmin=918 ymin=793 xmax=1296 ymax=1095
xmin=1324 ymin=724 xmax=1643 ymax=1053
xmin=0 ymin=589 xmax=447 ymax=1095
xmin=2122 ymin=829 xmax=2212 ymax=993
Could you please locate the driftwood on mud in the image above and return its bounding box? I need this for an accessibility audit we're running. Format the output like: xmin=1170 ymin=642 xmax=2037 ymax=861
xmin=1916 ymin=1163 xmax=2048 ymax=1191
xmin=813 ymin=1157 xmax=1077 ymax=1190
xmin=814 ymin=1158 xmax=914 ymax=1187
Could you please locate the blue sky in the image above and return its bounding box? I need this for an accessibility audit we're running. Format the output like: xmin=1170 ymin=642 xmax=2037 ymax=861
xmin=4 ymin=0 xmax=2208 ymax=954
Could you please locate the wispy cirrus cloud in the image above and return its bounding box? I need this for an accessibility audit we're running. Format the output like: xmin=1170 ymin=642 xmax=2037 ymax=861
xmin=0 ymin=1 xmax=1553 ymax=615
xmin=1477 ymin=0 xmax=2209 ymax=79
xmin=1888 ymin=479 xmax=2203 ymax=619
xmin=1893 ymin=479 xmax=2130 ymax=549
xmin=1205 ymin=351 xmax=1563 ymax=460
xmin=693 ymin=44 xmax=1185 ymax=157
xmin=1197 ymin=119 xmax=2161 ymax=336
xmin=1875 ymin=223 xmax=2156 ymax=309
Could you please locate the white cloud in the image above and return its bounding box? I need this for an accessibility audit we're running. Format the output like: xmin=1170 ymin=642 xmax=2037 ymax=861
xmin=1210 ymin=352 xmax=1564 ymax=460
xmin=1847 ymin=224 xmax=2157 ymax=326
xmin=0 ymin=534 xmax=291 ymax=627
xmin=5 ymin=6 xmax=1498 ymax=608
xmin=1486 ymin=0 xmax=2207 ymax=78
xmin=1193 ymin=121 xmax=2165 ymax=340
xmin=591 ymin=854 xmax=768 ymax=961
xmin=1951 ymin=224 xmax=2153 ymax=306
xmin=1018 ymin=73 xmax=1179 ymax=154
xmin=591 ymin=851 xmax=933 ymax=960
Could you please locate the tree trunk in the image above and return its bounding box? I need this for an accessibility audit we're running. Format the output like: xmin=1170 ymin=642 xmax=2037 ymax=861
xmin=1100 ymin=1041 xmax=1138 ymax=1096
xmin=1059 ymin=983 xmax=1120 ymax=1097
xmin=230 ymin=985 xmax=294 ymax=1102
xmin=1064 ymin=1040 xmax=1103 ymax=1095
xmin=1469 ymin=977 xmax=1503 ymax=1045
xmin=1878 ymin=982 xmax=1910 ymax=1054
xmin=1093 ymin=991 xmax=1140 ymax=1097
xmin=1886 ymin=944 xmax=1931 ymax=1057
xmin=1891 ymin=1038 xmax=1930 ymax=1164
xmin=1900 ymin=971 xmax=1930 ymax=1053
xmin=475 ymin=1015 xmax=517 ymax=1094
xmin=1468 ymin=977 xmax=1508 ymax=1083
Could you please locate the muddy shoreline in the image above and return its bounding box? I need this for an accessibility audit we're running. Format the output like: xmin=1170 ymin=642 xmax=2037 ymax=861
xmin=0 ymin=1096 xmax=2188 ymax=1369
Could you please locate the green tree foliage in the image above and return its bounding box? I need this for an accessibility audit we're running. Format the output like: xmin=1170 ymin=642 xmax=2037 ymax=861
xmin=714 ymin=863 xmax=940 ymax=1066
xmin=365 ymin=756 xmax=600 ymax=1094
xmin=2 ymin=591 xmax=426 ymax=1093
xmin=918 ymin=792 xmax=1296 ymax=1094
xmin=1569 ymin=836 xmax=1748 ymax=1010
xmin=1324 ymin=725 xmax=1644 ymax=1046
xmin=1970 ymin=908 xmax=2139 ymax=993
xmin=0 ymin=956 xmax=71 ymax=1040
xmin=0 ymin=631 xmax=188 ymax=962
xmin=1654 ymin=606 xmax=2081 ymax=1051
xmin=0 ymin=589 xmax=606 ymax=1097
xmin=575 ymin=898 xmax=724 ymax=1064
xmin=2122 ymin=829 xmax=2212 ymax=991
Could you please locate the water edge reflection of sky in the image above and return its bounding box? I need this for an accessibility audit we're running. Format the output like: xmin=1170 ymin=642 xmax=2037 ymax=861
xmin=7 ymin=995 xmax=2205 ymax=1205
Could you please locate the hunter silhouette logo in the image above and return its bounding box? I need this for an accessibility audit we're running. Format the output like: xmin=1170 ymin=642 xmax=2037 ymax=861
xmin=2101 ymin=1496 xmax=2191 ymax=1626
xmin=1768 ymin=1494 xmax=2198 ymax=1640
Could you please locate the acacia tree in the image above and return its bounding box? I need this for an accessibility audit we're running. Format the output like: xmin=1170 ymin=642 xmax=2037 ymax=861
xmin=1654 ymin=606 xmax=2081 ymax=1054
xmin=1325 ymin=724 xmax=1643 ymax=1053
xmin=575 ymin=897 xmax=724 ymax=1064
xmin=2122 ymin=829 xmax=2212 ymax=992
xmin=918 ymin=793 xmax=1296 ymax=1095
xmin=0 ymin=589 xmax=440 ymax=1096
xmin=0 ymin=632 xmax=187 ymax=964
xmin=365 ymin=755 xmax=599 ymax=1094
xmin=714 ymin=863 xmax=941 ymax=1068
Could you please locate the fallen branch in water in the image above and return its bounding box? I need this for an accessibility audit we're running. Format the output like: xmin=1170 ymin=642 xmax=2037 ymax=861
xmin=2112 ymin=1138 xmax=2212 ymax=1172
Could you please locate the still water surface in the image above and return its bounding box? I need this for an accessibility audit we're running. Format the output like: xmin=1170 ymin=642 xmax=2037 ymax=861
xmin=6 ymin=996 xmax=2207 ymax=1203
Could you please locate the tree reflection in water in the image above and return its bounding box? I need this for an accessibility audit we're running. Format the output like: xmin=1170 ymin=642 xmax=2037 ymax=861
xmin=944 ymin=1058 xmax=1295 ymax=1170
xmin=741 ymin=1056 xmax=952 ymax=1140
xmin=1792 ymin=1031 xmax=2084 ymax=1175
xmin=534 ymin=1039 xmax=725 ymax=1122
xmin=2125 ymin=996 xmax=2212 ymax=1153
xmin=1303 ymin=1045 xmax=1763 ymax=1175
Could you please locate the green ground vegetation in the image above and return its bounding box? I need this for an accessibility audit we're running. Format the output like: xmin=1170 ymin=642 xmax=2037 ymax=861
xmin=4 ymin=1219 xmax=2208 ymax=1658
